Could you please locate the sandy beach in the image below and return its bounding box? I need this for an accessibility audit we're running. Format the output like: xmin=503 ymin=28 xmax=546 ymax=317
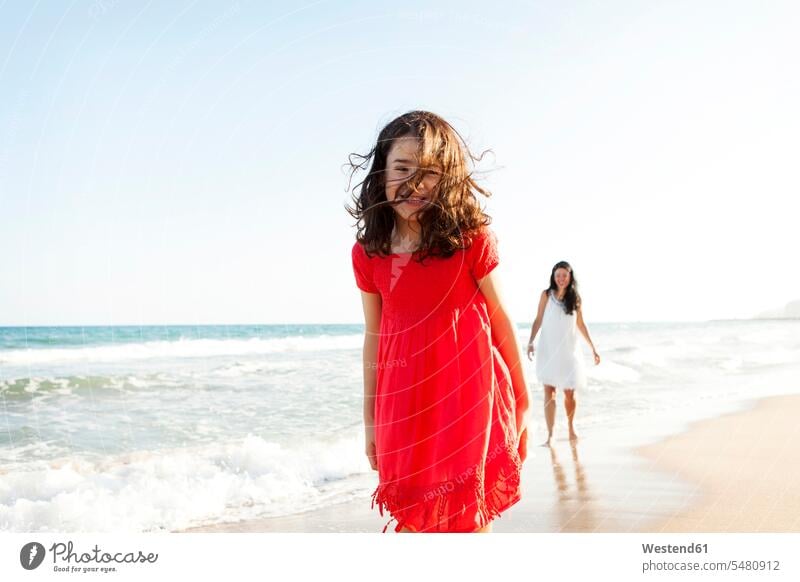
xmin=636 ymin=394 xmax=800 ymax=532
xmin=176 ymin=393 xmax=800 ymax=534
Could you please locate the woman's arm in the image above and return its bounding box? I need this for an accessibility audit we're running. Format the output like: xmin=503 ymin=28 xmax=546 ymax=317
xmin=360 ymin=290 xmax=382 ymax=470
xmin=576 ymin=305 xmax=601 ymax=365
xmin=476 ymin=268 xmax=531 ymax=450
xmin=527 ymin=290 xmax=548 ymax=359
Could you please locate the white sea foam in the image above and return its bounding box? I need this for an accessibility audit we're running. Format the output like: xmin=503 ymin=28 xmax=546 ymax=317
xmin=0 ymin=431 xmax=373 ymax=533
xmin=0 ymin=335 xmax=363 ymax=366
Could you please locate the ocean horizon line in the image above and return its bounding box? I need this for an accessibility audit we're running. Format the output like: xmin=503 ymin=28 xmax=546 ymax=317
xmin=1 ymin=317 xmax=794 ymax=330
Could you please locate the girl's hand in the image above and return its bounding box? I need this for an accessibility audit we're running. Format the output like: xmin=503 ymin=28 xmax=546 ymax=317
xmin=365 ymin=440 xmax=377 ymax=471
xmin=593 ymin=351 xmax=601 ymax=365
xmin=515 ymin=398 xmax=529 ymax=464
xmin=517 ymin=427 xmax=528 ymax=463
xmin=365 ymin=426 xmax=378 ymax=471
xmin=526 ymin=343 xmax=534 ymax=361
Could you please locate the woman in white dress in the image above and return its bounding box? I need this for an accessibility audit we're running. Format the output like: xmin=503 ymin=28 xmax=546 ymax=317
xmin=526 ymin=261 xmax=600 ymax=445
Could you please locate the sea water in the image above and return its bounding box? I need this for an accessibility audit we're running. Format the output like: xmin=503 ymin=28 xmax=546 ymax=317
xmin=1 ymin=320 xmax=798 ymax=532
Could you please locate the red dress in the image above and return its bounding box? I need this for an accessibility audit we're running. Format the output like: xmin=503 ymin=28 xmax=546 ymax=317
xmin=351 ymin=227 xmax=523 ymax=533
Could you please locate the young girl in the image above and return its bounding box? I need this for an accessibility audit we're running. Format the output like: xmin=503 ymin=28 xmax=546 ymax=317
xmin=347 ymin=110 xmax=529 ymax=533
xmin=526 ymin=261 xmax=600 ymax=445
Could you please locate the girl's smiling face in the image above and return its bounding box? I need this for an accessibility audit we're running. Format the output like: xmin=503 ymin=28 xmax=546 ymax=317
xmin=384 ymin=136 xmax=442 ymax=223
xmin=554 ymin=267 xmax=571 ymax=290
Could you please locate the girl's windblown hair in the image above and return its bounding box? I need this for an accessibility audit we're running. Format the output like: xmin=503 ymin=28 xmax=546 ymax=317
xmin=548 ymin=261 xmax=582 ymax=315
xmin=345 ymin=110 xmax=493 ymax=261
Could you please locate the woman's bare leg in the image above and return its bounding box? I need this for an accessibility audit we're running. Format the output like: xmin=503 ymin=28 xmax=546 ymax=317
xmin=543 ymin=385 xmax=556 ymax=446
xmin=564 ymin=389 xmax=578 ymax=440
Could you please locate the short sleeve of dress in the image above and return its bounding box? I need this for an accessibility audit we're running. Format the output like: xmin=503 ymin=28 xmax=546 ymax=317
xmin=469 ymin=227 xmax=499 ymax=281
xmin=351 ymin=241 xmax=379 ymax=293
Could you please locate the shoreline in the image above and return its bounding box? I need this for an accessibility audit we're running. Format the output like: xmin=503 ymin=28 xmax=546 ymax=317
xmin=635 ymin=393 xmax=800 ymax=532
xmin=176 ymin=393 xmax=800 ymax=534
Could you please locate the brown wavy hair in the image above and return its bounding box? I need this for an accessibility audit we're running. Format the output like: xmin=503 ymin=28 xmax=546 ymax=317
xmin=345 ymin=110 xmax=493 ymax=262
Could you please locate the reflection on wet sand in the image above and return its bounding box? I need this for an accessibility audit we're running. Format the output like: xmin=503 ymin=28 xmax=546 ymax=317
xmin=547 ymin=442 xmax=598 ymax=532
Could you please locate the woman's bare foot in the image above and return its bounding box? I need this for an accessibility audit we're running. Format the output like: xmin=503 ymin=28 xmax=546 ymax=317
xmin=540 ymin=436 xmax=552 ymax=447
xmin=568 ymin=430 xmax=579 ymax=442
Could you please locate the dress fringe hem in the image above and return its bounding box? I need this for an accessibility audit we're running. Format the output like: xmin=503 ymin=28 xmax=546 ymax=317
xmin=370 ymin=441 xmax=522 ymax=533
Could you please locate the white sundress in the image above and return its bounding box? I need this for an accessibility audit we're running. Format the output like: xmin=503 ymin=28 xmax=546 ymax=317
xmin=534 ymin=290 xmax=586 ymax=390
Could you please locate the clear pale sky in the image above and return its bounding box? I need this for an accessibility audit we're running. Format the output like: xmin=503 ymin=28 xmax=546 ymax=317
xmin=1 ymin=0 xmax=797 ymax=326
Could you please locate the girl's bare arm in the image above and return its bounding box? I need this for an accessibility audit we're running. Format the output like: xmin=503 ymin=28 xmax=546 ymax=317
xmin=360 ymin=291 xmax=382 ymax=469
xmin=476 ymin=268 xmax=530 ymax=434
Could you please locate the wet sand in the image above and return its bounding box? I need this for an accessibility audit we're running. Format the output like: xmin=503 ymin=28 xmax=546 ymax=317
xmin=636 ymin=394 xmax=800 ymax=532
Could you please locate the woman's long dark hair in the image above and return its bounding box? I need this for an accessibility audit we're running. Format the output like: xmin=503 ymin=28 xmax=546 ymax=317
xmin=547 ymin=261 xmax=581 ymax=315
xmin=344 ymin=110 xmax=492 ymax=262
